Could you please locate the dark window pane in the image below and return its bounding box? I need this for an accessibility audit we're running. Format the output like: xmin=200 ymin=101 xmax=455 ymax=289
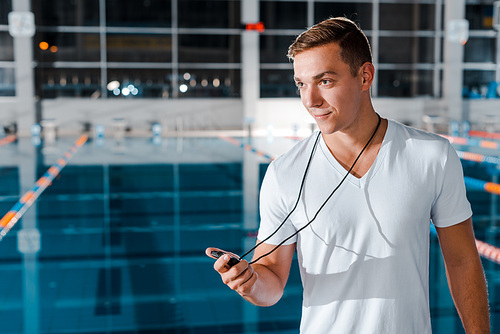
xmin=260 ymin=69 xmax=296 ymax=98
xmin=379 ymin=37 xmax=434 ymax=63
xmin=378 ymin=70 xmax=434 ymax=97
xmin=380 ymin=4 xmax=435 ymax=30
xmin=0 ymin=32 xmax=14 ymax=61
xmin=260 ymin=35 xmax=296 ymax=63
xmin=463 ymin=70 xmax=495 ymax=99
xmin=178 ymin=35 xmax=240 ymax=63
xmin=0 ymin=1 xmax=12 ymax=25
xmin=179 ymin=1 xmax=241 ymax=28
xmin=106 ymin=0 xmax=172 ymax=27
xmin=107 ymin=34 xmax=172 ymax=62
xmin=260 ymin=1 xmax=307 ymax=30
xmin=34 ymin=33 xmax=100 ymax=62
xmin=33 ymin=0 xmax=99 ymax=26
xmin=466 ymin=4 xmax=494 ymax=30
xmin=464 ymin=37 xmax=495 ymax=63
xmin=35 ymin=68 xmax=101 ymax=98
xmin=178 ymin=69 xmax=241 ymax=98
xmin=107 ymin=69 xmax=172 ymax=98
xmin=0 ymin=68 xmax=15 ymax=96
xmin=314 ymin=2 xmax=372 ymax=30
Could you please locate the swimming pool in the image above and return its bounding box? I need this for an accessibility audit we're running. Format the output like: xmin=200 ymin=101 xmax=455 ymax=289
xmin=0 ymin=133 xmax=498 ymax=333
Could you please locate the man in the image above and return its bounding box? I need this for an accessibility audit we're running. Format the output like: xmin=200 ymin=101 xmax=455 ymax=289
xmin=206 ymin=17 xmax=490 ymax=333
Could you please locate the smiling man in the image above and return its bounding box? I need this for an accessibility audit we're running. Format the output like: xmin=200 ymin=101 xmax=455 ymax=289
xmin=207 ymin=17 xmax=490 ymax=333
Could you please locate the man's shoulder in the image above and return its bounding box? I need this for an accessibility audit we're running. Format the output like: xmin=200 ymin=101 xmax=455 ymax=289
xmin=272 ymin=131 xmax=321 ymax=170
xmin=388 ymin=119 xmax=452 ymax=161
xmin=389 ymin=119 xmax=449 ymax=146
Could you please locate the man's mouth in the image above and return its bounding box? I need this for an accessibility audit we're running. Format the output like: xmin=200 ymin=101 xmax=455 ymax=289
xmin=312 ymin=111 xmax=331 ymax=119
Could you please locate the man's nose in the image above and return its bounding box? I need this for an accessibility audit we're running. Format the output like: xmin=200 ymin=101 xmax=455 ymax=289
xmin=301 ymin=86 xmax=323 ymax=109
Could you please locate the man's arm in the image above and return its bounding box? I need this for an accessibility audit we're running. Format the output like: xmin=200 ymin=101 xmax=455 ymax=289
xmin=435 ymin=217 xmax=490 ymax=333
xmin=206 ymin=241 xmax=295 ymax=306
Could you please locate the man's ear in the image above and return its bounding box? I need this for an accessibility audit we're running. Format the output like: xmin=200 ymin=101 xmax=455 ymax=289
xmin=360 ymin=62 xmax=375 ymax=91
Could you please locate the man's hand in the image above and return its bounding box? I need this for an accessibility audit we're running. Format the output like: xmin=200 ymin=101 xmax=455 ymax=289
xmin=206 ymin=247 xmax=258 ymax=297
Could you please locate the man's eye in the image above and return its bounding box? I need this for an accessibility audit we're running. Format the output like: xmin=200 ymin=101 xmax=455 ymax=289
xmin=321 ymin=79 xmax=331 ymax=85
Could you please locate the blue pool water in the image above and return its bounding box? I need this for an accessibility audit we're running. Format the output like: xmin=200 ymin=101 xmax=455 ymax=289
xmin=0 ymin=135 xmax=498 ymax=333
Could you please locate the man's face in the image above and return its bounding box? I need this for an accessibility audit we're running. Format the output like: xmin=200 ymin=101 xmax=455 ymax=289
xmin=293 ymin=42 xmax=369 ymax=135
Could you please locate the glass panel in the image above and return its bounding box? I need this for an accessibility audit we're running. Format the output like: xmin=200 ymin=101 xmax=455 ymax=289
xmin=466 ymin=4 xmax=494 ymax=30
xmin=178 ymin=35 xmax=240 ymax=63
xmin=377 ymin=70 xmax=434 ymax=97
xmin=260 ymin=1 xmax=307 ymax=30
xmin=379 ymin=37 xmax=434 ymax=63
xmin=106 ymin=0 xmax=172 ymax=27
xmin=107 ymin=34 xmax=172 ymax=62
xmin=465 ymin=37 xmax=495 ymax=63
xmin=260 ymin=69 xmax=297 ymax=98
xmin=314 ymin=2 xmax=373 ymax=30
xmin=35 ymin=68 xmax=101 ymax=98
xmin=380 ymin=4 xmax=435 ymax=30
xmin=260 ymin=35 xmax=296 ymax=63
xmin=34 ymin=33 xmax=100 ymax=62
xmin=107 ymin=68 xmax=172 ymax=98
xmin=0 ymin=32 xmax=14 ymax=61
xmin=177 ymin=69 xmax=241 ymax=98
xmin=463 ymin=70 xmax=496 ymax=99
xmin=179 ymin=0 xmax=241 ymax=28
xmin=0 ymin=68 xmax=15 ymax=96
xmin=33 ymin=0 xmax=100 ymax=26
xmin=0 ymin=1 xmax=12 ymax=25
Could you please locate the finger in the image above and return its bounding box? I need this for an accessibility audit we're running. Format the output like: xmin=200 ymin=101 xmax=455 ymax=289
xmin=205 ymin=247 xmax=222 ymax=259
xmin=214 ymin=253 xmax=234 ymax=273
xmin=237 ymin=269 xmax=258 ymax=296
xmin=223 ymin=260 xmax=252 ymax=288
xmin=205 ymin=247 xmax=239 ymax=260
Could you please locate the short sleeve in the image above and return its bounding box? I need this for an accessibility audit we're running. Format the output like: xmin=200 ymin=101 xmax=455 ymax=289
xmin=257 ymin=161 xmax=298 ymax=245
xmin=431 ymin=143 xmax=472 ymax=228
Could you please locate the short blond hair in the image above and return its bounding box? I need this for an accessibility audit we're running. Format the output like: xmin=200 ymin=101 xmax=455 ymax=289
xmin=288 ymin=17 xmax=372 ymax=77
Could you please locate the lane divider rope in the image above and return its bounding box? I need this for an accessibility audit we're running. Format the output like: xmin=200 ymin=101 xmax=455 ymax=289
xmin=464 ymin=176 xmax=500 ymax=195
xmin=475 ymin=239 xmax=500 ymax=264
xmin=0 ymin=134 xmax=88 ymax=241
xmin=440 ymin=134 xmax=499 ymax=150
xmin=0 ymin=135 xmax=16 ymax=147
xmin=469 ymin=130 xmax=500 ymax=141
xmin=456 ymin=150 xmax=500 ymax=165
xmin=218 ymin=135 xmax=275 ymax=161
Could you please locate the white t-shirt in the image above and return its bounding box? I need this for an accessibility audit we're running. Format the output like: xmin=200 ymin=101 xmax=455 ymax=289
xmin=257 ymin=119 xmax=472 ymax=333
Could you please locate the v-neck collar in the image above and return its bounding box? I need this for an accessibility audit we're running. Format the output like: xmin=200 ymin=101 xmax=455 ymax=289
xmin=319 ymin=119 xmax=392 ymax=189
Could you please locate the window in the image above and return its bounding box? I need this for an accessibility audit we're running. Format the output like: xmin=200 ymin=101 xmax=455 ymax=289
xmin=380 ymin=3 xmax=435 ymax=31
xmin=35 ymin=33 xmax=101 ymax=62
xmin=107 ymin=33 xmax=172 ymax=63
xmin=33 ymin=0 xmax=100 ymax=26
xmin=178 ymin=69 xmax=241 ymax=98
xmin=179 ymin=1 xmax=240 ymax=29
xmin=314 ymin=2 xmax=372 ymax=29
xmin=35 ymin=68 xmax=101 ymax=98
xmin=106 ymin=0 xmax=172 ymax=27
xmin=378 ymin=70 xmax=434 ymax=97
xmin=260 ymin=69 xmax=296 ymax=98
xmin=178 ymin=34 xmax=240 ymax=63
xmin=260 ymin=1 xmax=308 ymax=30
xmin=379 ymin=37 xmax=435 ymax=64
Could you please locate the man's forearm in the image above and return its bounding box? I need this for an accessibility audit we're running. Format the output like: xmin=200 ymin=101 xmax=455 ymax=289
xmin=446 ymin=257 xmax=490 ymax=333
xmin=240 ymin=263 xmax=285 ymax=307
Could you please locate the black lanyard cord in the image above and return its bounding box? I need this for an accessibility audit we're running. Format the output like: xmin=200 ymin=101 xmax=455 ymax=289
xmin=242 ymin=114 xmax=382 ymax=265
xmin=238 ymin=130 xmax=322 ymax=261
